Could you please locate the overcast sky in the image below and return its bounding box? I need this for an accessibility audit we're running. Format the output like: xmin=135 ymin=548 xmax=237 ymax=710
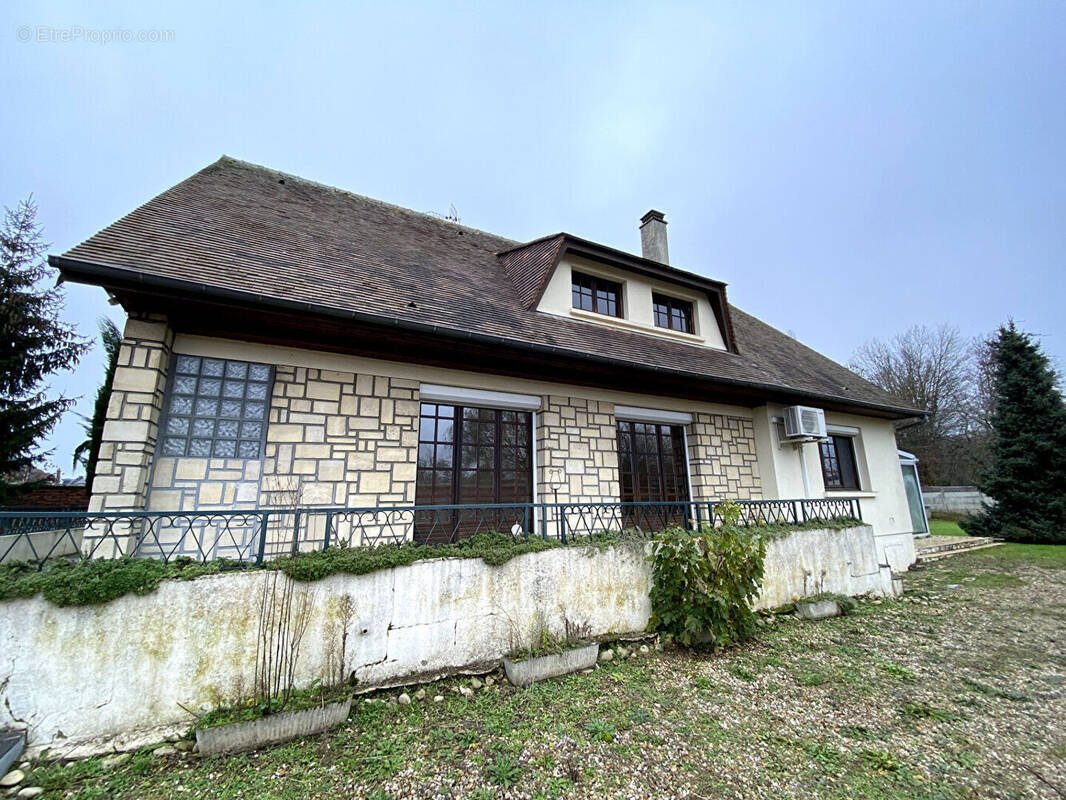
xmin=4 ymin=0 xmax=1065 ymax=478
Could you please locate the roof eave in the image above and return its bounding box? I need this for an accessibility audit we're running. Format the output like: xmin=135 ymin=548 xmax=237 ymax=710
xmin=51 ymin=254 xmax=921 ymax=420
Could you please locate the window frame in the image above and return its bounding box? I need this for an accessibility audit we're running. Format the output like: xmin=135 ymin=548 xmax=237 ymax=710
xmin=818 ymin=434 xmax=861 ymax=491
xmin=571 ymin=270 xmax=624 ymax=318
xmin=415 ymin=403 xmax=534 ymax=507
xmin=158 ymin=354 xmax=275 ymax=460
xmin=652 ymin=293 xmax=695 ymax=334
xmin=616 ymin=420 xmax=690 ymax=504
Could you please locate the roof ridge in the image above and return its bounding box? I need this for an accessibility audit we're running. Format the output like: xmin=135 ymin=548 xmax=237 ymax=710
xmin=495 ymin=232 xmax=568 ymax=256
xmin=215 ymin=155 xmax=520 ymax=248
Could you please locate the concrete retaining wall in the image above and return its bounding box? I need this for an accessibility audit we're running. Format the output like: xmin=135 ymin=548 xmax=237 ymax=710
xmin=923 ymin=486 xmax=990 ymax=516
xmin=0 ymin=525 xmax=893 ymax=756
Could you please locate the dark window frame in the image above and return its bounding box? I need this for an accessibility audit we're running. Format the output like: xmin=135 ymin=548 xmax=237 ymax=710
xmin=571 ymin=270 xmax=624 ymax=318
xmin=652 ymin=293 xmax=695 ymax=334
xmin=818 ymin=434 xmax=861 ymax=491
xmin=159 ymin=354 xmax=274 ymax=460
xmin=616 ymin=421 xmax=690 ymax=504
xmin=415 ymin=403 xmax=534 ymax=507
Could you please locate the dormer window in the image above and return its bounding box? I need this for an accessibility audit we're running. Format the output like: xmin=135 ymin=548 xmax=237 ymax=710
xmin=652 ymin=293 xmax=694 ymax=334
xmin=572 ymin=271 xmax=623 ymax=318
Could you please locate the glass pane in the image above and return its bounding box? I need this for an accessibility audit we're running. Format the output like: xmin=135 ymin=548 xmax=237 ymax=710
xmin=418 ymin=442 xmax=435 ymax=467
xmin=223 ymin=380 xmax=245 ymax=399
xmin=240 ymin=421 xmax=262 ymax=439
xmin=198 ymin=378 xmax=221 ymax=397
xmin=216 ymin=419 xmax=240 ymax=438
xmin=213 ymin=439 xmax=236 ymax=458
xmin=173 ymin=376 xmax=197 ymax=395
xmin=221 ymin=400 xmax=243 ymax=418
xmin=436 ymin=418 xmax=453 ymax=443
xmin=901 ymin=465 xmax=928 ymax=534
xmin=435 ymin=444 xmax=453 ymax=468
xmin=162 ymin=437 xmax=186 ymax=456
xmin=225 ymin=361 xmax=248 ymax=379
xmin=238 ymin=440 xmax=260 ymax=458
xmin=170 ymin=395 xmax=193 ymax=415
xmin=195 ymin=398 xmax=218 ymax=417
xmin=249 ymin=364 xmax=271 ymax=381
xmin=201 ymin=358 xmax=225 ymax=377
xmin=166 ymin=416 xmax=190 ymax=435
xmin=189 ymin=438 xmax=212 ymax=456
xmin=243 ymin=402 xmax=265 ymax=419
xmin=192 ymin=418 xmax=215 ymax=437
xmin=175 ymin=355 xmax=200 ymax=374
xmin=246 ymin=382 xmax=268 ymax=400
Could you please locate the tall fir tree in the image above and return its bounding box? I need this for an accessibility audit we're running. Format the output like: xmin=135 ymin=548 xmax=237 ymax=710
xmin=0 ymin=197 xmax=89 ymax=501
xmin=963 ymin=323 xmax=1066 ymax=543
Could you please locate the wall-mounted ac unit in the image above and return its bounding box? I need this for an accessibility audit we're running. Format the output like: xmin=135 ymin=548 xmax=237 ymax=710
xmin=783 ymin=406 xmax=827 ymax=440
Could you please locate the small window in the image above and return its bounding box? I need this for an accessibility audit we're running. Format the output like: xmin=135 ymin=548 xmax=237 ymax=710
xmin=819 ymin=435 xmax=860 ymax=491
xmin=652 ymin=294 xmax=694 ymax=333
xmin=571 ymin=271 xmax=623 ymax=318
xmin=160 ymin=355 xmax=273 ymax=459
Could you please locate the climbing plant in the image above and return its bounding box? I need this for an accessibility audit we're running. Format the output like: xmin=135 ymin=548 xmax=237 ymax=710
xmin=648 ymin=500 xmax=766 ymax=648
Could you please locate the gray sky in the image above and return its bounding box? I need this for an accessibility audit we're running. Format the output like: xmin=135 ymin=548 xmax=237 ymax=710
xmin=5 ymin=1 xmax=1065 ymax=478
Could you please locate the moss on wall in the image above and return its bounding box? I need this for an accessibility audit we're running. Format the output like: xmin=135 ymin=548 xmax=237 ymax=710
xmin=0 ymin=518 xmax=862 ymax=608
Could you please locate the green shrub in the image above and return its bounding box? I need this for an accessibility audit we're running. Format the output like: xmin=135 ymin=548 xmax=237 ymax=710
xmin=648 ymin=500 xmax=766 ymax=648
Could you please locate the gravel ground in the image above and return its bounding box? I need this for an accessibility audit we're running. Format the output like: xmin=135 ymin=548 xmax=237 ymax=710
xmin=19 ymin=543 xmax=1066 ymax=799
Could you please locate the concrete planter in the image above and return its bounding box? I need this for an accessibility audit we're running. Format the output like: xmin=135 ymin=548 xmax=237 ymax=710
xmin=796 ymin=599 xmax=841 ymax=621
xmin=0 ymin=730 xmax=25 ymax=777
xmin=195 ymin=697 xmax=351 ymax=756
xmin=503 ymin=643 xmax=599 ymax=687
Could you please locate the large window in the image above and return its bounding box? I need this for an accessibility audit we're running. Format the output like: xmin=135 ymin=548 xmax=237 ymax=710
xmin=415 ymin=403 xmax=533 ymax=541
xmin=617 ymin=421 xmax=689 ymax=500
xmin=819 ymin=435 xmax=860 ymax=491
xmin=571 ymin=271 xmax=623 ymax=318
xmin=160 ymin=355 xmax=273 ymax=459
xmin=617 ymin=421 xmax=689 ymax=530
xmin=652 ymin=293 xmax=694 ymax=334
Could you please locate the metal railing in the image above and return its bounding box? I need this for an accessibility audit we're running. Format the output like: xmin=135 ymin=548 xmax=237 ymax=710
xmin=0 ymin=497 xmax=861 ymax=568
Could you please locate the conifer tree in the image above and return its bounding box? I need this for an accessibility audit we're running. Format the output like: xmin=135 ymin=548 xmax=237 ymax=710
xmin=0 ymin=198 xmax=89 ymax=500
xmin=963 ymin=323 xmax=1066 ymax=543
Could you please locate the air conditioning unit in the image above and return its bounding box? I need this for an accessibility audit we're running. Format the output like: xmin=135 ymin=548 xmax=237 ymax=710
xmin=783 ymin=406 xmax=827 ymax=440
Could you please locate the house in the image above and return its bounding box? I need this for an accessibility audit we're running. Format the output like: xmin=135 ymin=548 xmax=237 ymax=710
xmin=52 ymin=157 xmax=921 ymax=570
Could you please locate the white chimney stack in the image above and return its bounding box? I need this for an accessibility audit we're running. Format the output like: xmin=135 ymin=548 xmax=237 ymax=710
xmin=639 ymin=209 xmax=668 ymax=264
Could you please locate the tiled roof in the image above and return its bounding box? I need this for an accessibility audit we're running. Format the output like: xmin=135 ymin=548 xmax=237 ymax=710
xmin=58 ymin=157 xmax=915 ymax=417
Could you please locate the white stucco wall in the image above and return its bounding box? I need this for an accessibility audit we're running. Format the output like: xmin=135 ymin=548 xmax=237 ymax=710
xmin=535 ymin=255 xmax=728 ymax=349
xmin=0 ymin=525 xmax=894 ymax=757
xmin=752 ymin=406 xmax=916 ymax=572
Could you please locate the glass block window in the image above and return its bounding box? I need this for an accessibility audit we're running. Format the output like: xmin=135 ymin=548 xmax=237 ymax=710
xmin=160 ymin=355 xmax=273 ymax=459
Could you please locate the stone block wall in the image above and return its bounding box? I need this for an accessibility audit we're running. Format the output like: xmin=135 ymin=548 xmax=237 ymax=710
xmin=536 ymin=396 xmax=620 ymax=505
xmin=687 ymin=413 xmax=762 ymax=501
xmin=260 ymin=366 xmax=420 ymax=510
xmin=89 ymin=314 xmax=173 ymax=513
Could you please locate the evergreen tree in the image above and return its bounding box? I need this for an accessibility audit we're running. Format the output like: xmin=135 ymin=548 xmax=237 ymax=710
xmin=962 ymin=323 xmax=1066 ymax=543
xmin=73 ymin=318 xmax=123 ymax=495
xmin=0 ymin=197 xmax=90 ymax=501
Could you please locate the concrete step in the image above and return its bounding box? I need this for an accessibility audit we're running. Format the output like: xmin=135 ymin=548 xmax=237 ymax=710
xmin=916 ymin=538 xmax=1003 ymax=562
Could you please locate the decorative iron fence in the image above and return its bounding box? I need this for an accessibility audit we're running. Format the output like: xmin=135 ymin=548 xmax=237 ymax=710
xmin=0 ymin=497 xmax=861 ymax=568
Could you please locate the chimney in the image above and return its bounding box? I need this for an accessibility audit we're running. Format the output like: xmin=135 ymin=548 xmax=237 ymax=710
xmin=639 ymin=209 xmax=669 ymax=264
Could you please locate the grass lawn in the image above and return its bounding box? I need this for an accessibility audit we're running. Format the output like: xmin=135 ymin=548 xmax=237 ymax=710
xmin=928 ymin=519 xmax=968 ymax=537
xmin=21 ymin=544 xmax=1066 ymax=800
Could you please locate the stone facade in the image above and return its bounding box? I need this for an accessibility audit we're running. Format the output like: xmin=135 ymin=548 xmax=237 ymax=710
xmin=89 ymin=314 xmax=173 ymax=513
xmin=686 ymin=413 xmax=762 ymax=501
xmin=91 ymin=326 xmax=765 ymax=548
xmin=536 ymin=396 xmax=620 ymax=505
